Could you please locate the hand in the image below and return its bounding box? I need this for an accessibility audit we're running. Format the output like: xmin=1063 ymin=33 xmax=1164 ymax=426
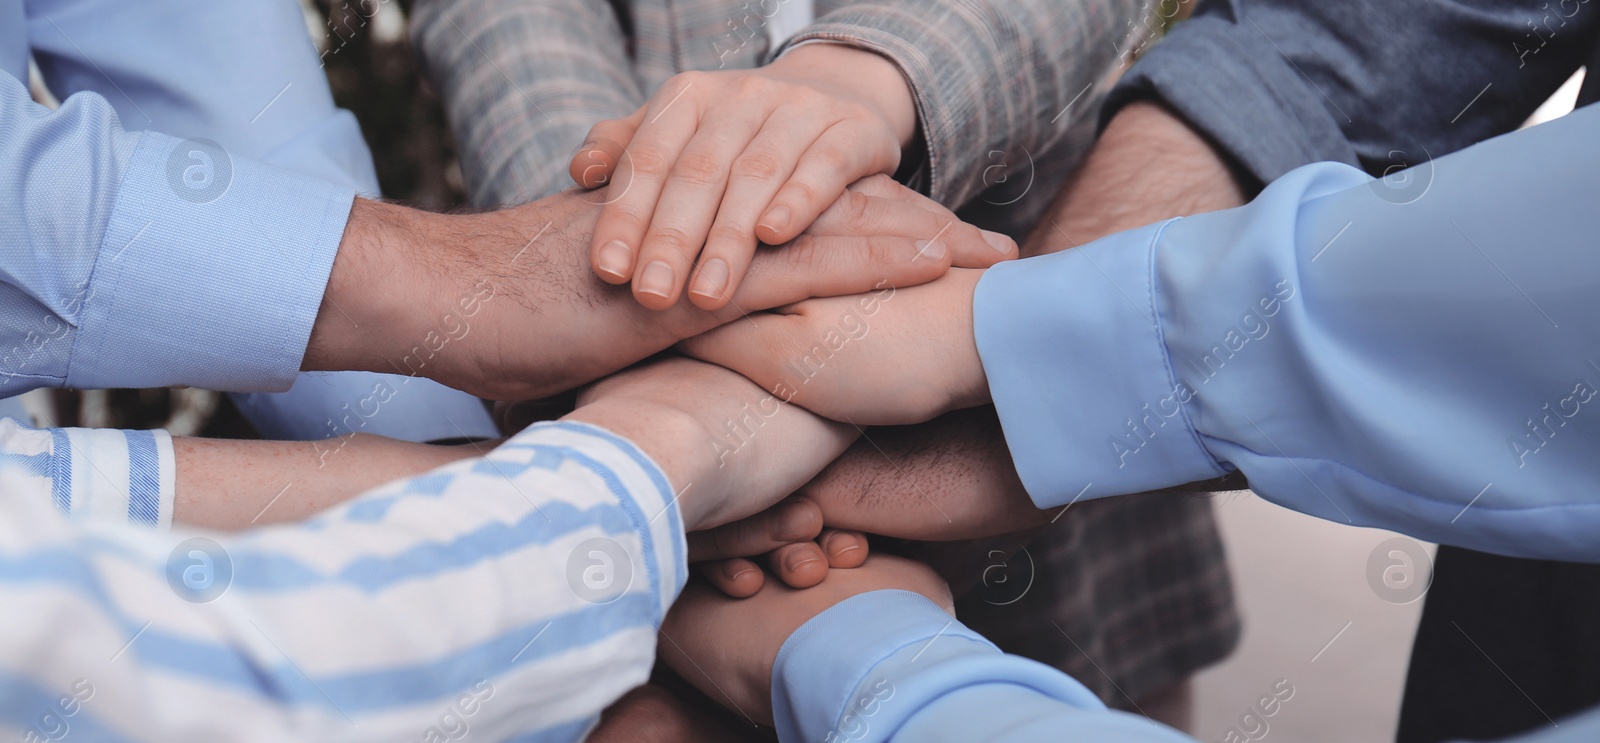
xmin=305 ymin=177 xmax=1014 ymax=401
xmin=680 ymin=268 xmax=990 ymax=426
xmin=689 ymin=495 xmax=869 ymax=597
xmin=564 ymin=357 xmax=854 ymax=532
xmin=795 ymin=408 xmax=1051 ymax=541
xmin=658 ymin=554 xmax=954 ymax=726
xmin=572 ymin=44 xmax=956 ymax=310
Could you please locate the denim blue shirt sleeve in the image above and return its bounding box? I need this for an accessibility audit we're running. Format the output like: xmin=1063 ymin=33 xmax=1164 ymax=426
xmin=776 ymin=590 xmax=1600 ymax=743
xmin=1106 ymin=0 xmax=1600 ymax=185
xmin=974 ymin=103 xmax=1600 ymax=562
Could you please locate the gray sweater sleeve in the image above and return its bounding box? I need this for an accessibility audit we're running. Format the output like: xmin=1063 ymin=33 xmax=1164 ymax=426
xmin=1106 ymin=0 xmax=1600 ymax=186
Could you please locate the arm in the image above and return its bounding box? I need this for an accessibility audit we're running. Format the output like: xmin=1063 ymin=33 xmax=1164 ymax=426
xmin=1106 ymin=0 xmax=1600 ymax=185
xmin=682 ymin=102 xmax=1600 ymax=559
xmin=777 ymin=591 xmax=1192 ymax=743
xmin=782 ymin=0 xmax=1151 ymax=210
xmin=977 ymin=101 xmax=1600 ymax=559
xmin=0 ymin=359 xmax=853 ymax=741
xmin=409 ymin=0 xmax=645 ymax=206
xmin=26 ymin=0 xmax=496 ymax=442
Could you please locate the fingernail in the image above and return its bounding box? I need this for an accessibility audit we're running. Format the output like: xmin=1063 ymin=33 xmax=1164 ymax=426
xmin=597 ymin=240 xmax=632 ymax=279
xmin=914 ymin=239 xmax=948 ymax=262
xmin=761 ymin=206 xmax=792 ymax=237
xmin=690 ymin=258 xmax=730 ymax=300
xmin=728 ymin=566 xmax=758 ymax=583
xmin=822 ymin=531 xmax=855 ymax=556
xmin=982 ymin=230 xmax=1015 ymax=255
xmin=784 ymin=551 xmax=822 ymax=573
xmin=638 ymin=260 xmax=676 ymax=298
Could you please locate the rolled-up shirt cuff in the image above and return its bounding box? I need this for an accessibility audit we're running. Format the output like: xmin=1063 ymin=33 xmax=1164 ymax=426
xmin=67 ymin=130 xmax=354 ymax=393
xmin=1103 ymin=15 xmax=1359 ymax=186
xmin=972 ymin=221 xmax=1228 ymax=507
xmin=0 ymin=418 xmax=175 ymax=530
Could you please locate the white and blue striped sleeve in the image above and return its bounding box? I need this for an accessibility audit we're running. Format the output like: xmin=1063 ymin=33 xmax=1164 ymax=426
xmin=0 ymin=417 xmax=175 ymax=530
xmin=0 ymin=420 xmax=686 ymax=742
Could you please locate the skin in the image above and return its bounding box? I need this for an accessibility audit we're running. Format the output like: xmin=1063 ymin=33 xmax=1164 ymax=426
xmin=302 ymin=177 xmax=1013 ymax=402
xmin=571 ymin=43 xmax=943 ymax=311
xmin=172 ymin=435 xmax=478 ymax=529
xmin=659 ymin=554 xmax=955 ymax=727
xmin=685 ymin=101 xmax=1251 ymax=542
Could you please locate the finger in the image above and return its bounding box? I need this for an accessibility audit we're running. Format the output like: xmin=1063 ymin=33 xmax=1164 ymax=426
xmin=589 ymin=75 xmax=705 ymax=287
xmin=819 ymin=528 xmax=869 ymax=568
xmin=730 ymin=232 xmax=950 ymax=310
xmin=756 ymin=120 xmax=899 ymax=246
xmin=686 ymin=496 xmax=823 ymax=562
xmin=631 ymin=108 xmax=771 ymax=310
xmin=808 ymin=184 xmax=1018 ymax=269
xmin=766 ymin=541 xmax=829 ymax=589
xmin=569 ymin=110 xmax=643 ymax=189
xmin=696 ymin=557 xmax=765 ymax=598
xmin=690 ymin=108 xmax=833 ymax=310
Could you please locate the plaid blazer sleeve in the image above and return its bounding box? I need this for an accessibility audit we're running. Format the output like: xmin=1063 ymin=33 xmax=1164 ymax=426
xmin=410 ymin=0 xmax=647 ymax=207
xmin=780 ymin=0 xmax=1154 ymax=209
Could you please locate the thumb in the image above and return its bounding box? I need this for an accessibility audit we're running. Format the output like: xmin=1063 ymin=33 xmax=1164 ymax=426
xmin=568 ymin=108 xmax=646 ymax=189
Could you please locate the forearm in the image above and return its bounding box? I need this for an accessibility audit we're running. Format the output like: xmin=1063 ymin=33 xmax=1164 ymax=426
xmin=977 ymin=100 xmax=1600 ymax=560
xmin=1024 ymin=101 xmax=1247 ymax=256
xmin=172 ymin=434 xmax=479 ymax=529
xmin=410 ymin=0 xmax=643 ymax=206
xmin=1104 ymin=0 xmax=1598 ymax=183
xmin=0 ymin=421 xmax=687 ymax=742
xmin=784 ymin=0 xmax=1148 ymax=207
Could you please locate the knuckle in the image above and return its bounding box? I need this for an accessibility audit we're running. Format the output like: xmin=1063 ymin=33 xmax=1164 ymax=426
xmin=669 ymin=152 xmax=725 ymax=186
xmin=810 ymin=144 xmax=855 ymax=173
xmin=626 ymin=144 xmax=674 ymax=178
xmin=707 ymin=223 xmax=755 ymax=249
xmin=733 ymin=74 xmax=771 ymax=97
xmin=780 ymin=179 xmax=823 ymax=212
xmin=731 ymin=150 xmax=784 ymax=182
xmin=645 ymin=225 xmax=698 ymax=258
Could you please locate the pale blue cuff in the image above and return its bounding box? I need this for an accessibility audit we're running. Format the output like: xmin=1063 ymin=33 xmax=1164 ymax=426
xmin=972 ymin=221 xmax=1227 ymax=508
xmin=68 ymin=131 xmax=353 ymax=392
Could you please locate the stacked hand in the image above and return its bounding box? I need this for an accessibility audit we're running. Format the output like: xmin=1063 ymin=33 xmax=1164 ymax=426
xmin=569 ymin=44 xmax=1016 ymax=309
xmin=659 ymin=555 xmax=954 ymax=726
xmin=306 ymin=175 xmax=1012 ymax=402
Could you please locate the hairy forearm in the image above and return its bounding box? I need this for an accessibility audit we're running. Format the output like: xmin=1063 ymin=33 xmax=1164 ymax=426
xmin=1024 ymin=101 xmax=1248 ymax=256
xmin=173 ymin=434 xmax=478 ymax=529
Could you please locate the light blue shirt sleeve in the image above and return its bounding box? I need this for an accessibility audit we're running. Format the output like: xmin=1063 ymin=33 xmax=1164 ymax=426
xmin=0 ymin=68 xmax=351 ymax=394
xmin=776 ymin=590 xmax=1600 ymax=743
xmin=772 ymin=589 xmax=1192 ymax=743
xmin=19 ymin=0 xmax=496 ymax=441
xmin=973 ymin=103 xmax=1600 ymax=561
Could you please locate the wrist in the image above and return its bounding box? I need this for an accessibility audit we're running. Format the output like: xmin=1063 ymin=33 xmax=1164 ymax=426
xmin=563 ymin=399 xmax=722 ymax=530
xmin=773 ymin=43 xmax=918 ymax=148
xmin=304 ymin=199 xmax=439 ymax=376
